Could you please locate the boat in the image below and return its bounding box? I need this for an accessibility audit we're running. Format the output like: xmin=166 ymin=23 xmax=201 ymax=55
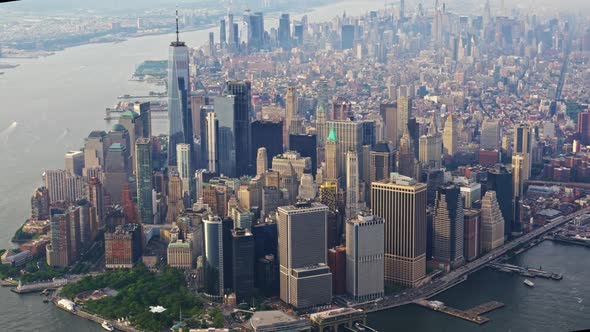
xmin=101 ymin=321 xmax=115 ymax=331
xmin=524 ymin=279 xmax=535 ymax=287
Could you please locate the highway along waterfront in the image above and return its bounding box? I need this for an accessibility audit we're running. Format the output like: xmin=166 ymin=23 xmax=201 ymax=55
xmin=367 ymin=240 xmax=590 ymax=331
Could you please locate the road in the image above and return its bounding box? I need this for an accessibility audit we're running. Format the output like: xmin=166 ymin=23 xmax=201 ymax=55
xmin=357 ymin=207 xmax=590 ymax=313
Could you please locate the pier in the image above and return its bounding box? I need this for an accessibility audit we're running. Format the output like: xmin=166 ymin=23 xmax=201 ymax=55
xmin=488 ymin=263 xmax=563 ymax=280
xmin=550 ymin=235 xmax=590 ymax=248
xmin=11 ymin=278 xmax=69 ymax=294
xmin=415 ymin=300 xmax=504 ymax=325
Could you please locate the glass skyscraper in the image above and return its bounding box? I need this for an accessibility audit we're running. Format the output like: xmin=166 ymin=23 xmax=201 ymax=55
xmin=135 ymin=138 xmax=153 ymax=224
xmin=167 ymin=26 xmax=190 ymax=167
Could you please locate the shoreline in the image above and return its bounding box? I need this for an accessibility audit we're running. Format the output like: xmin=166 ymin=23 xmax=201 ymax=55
xmin=53 ymin=297 xmax=141 ymax=332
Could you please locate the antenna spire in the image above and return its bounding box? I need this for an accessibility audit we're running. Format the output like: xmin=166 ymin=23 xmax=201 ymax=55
xmin=175 ymin=8 xmax=180 ymax=43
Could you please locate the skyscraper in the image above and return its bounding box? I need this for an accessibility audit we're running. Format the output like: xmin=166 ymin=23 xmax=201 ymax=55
xmin=136 ymin=138 xmax=153 ymax=224
xmin=252 ymin=120 xmax=284 ymax=170
xmin=278 ymin=202 xmax=332 ymax=308
xmin=231 ymin=228 xmax=255 ymax=302
xmin=432 ymin=185 xmax=464 ymax=268
xmin=371 ymin=174 xmax=427 ymax=287
xmin=419 ymin=113 xmax=442 ymax=169
xmin=214 ymin=95 xmax=236 ymax=177
xmin=176 ymin=143 xmax=192 ymax=197
xmin=443 ymin=114 xmax=458 ymax=158
xmin=46 ymin=213 xmax=71 ymax=267
xmin=512 ymin=124 xmax=531 ymax=215
xmin=167 ymin=11 xmax=191 ymax=167
xmin=345 ymin=212 xmax=384 ymax=301
xmin=577 ymin=112 xmax=590 ymax=145
xmin=369 ymin=142 xmax=395 ymax=185
xmin=278 ymin=14 xmax=291 ymax=50
xmin=206 ymin=112 xmax=218 ymax=173
xmin=487 ymin=165 xmax=514 ymax=235
xmin=226 ymin=81 xmax=253 ymax=176
xmin=398 ymin=129 xmax=417 ymax=178
xmin=380 ymin=103 xmax=398 ymax=148
xmin=30 ymin=187 xmax=50 ymax=220
xmin=346 ymin=151 xmax=360 ymax=217
xmin=204 ymin=215 xmax=224 ymax=297
xmin=289 ymin=134 xmax=317 ymax=176
xmin=480 ymin=191 xmax=505 ymax=252
xmin=87 ymin=177 xmax=104 ymax=236
xmin=480 ymin=119 xmax=500 ymax=150
xmin=326 ymin=120 xmax=364 ymax=184
xmin=397 ymin=97 xmax=412 ymax=140
xmin=341 ymin=25 xmax=355 ymax=49
xmin=325 ymin=124 xmax=339 ymax=181
xmin=219 ymin=18 xmax=226 ymax=47
xmin=256 ymin=147 xmax=268 ymax=176
xmin=285 ymin=86 xmax=299 ymax=140
xmin=64 ymin=150 xmax=84 ymax=177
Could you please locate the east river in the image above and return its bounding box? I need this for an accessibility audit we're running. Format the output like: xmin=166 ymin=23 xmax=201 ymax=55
xmin=0 ymin=1 xmax=588 ymax=331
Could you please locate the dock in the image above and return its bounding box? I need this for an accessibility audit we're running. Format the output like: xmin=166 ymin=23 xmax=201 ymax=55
xmin=550 ymin=235 xmax=590 ymax=248
xmin=488 ymin=263 xmax=563 ymax=280
xmin=415 ymin=300 xmax=504 ymax=325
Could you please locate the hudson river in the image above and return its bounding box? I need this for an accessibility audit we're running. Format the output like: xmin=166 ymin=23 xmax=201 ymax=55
xmin=0 ymin=1 xmax=588 ymax=331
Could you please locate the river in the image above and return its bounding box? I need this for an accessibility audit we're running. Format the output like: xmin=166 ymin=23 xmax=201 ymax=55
xmin=0 ymin=1 xmax=384 ymax=331
xmin=368 ymin=240 xmax=590 ymax=332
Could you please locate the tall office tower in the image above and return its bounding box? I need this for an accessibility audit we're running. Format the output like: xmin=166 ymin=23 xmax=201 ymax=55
xmin=166 ymin=173 xmax=184 ymax=222
xmin=176 ymin=143 xmax=192 ymax=196
xmin=256 ymin=147 xmax=268 ymax=176
xmin=272 ymin=151 xmax=311 ymax=181
xmin=331 ymin=96 xmax=352 ymax=121
xmin=487 ymin=165 xmax=514 ymax=234
xmin=43 ymin=169 xmax=85 ymax=204
xmin=480 ymin=191 xmax=505 ymax=252
xmin=247 ymin=12 xmax=264 ymax=50
xmin=419 ymin=114 xmax=443 ymax=169
xmin=285 ymin=86 xmax=299 ymax=140
xmin=261 ymin=186 xmax=280 ymax=217
xmin=225 ymin=81 xmax=252 ymax=177
xmin=577 ymin=112 xmax=590 ymax=145
xmin=480 ymin=119 xmax=500 ymax=149
xmin=103 ymin=143 xmax=130 ymax=204
xmin=213 ymin=95 xmax=236 ymax=176
xmin=278 ymin=202 xmax=332 ymax=309
xmin=83 ymin=131 xmax=108 ymax=177
xmin=346 ymin=213 xmax=384 ymax=301
xmin=205 ymin=112 xmax=218 ymax=173
xmin=370 ymin=142 xmax=395 ymax=184
xmin=208 ymin=32 xmax=215 ymax=56
xmin=289 ymin=134 xmax=317 ymax=176
xmin=119 ymin=110 xmax=146 ymax=174
xmin=442 ymin=114 xmax=458 ymax=158
xmin=512 ymin=124 xmax=531 ymax=204
xmin=371 ymin=174 xmax=427 ymax=287
xmin=399 ymin=0 xmax=405 ymax=19
xmin=346 ymin=151 xmax=360 ymax=217
xmin=227 ymin=14 xmax=235 ymax=49
xmin=121 ymin=183 xmax=138 ymax=223
xmin=432 ymin=185 xmax=465 ymax=268
xmin=325 ymin=125 xmax=339 ymax=181
xmin=396 ymin=97 xmax=412 ymax=140
xmin=278 ymin=14 xmax=291 ymax=50
xmin=293 ymin=23 xmax=303 ymax=45
xmin=319 ymin=181 xmax=338 ymax=212
xmin=219 ymin=19 xmax=226 ymax=47
xmin=463 ymin=209 xmax=480 ymax=261
xmin=231 ymin=229 xmax=255 ymax=302
xmin=341 ymin=24 xmax=355 ymax=49
xmin=380 ymin=103 xmax=398 ymax=148
xmin=204 ymin=215 xmax=224 ymax=297
xmin=132 ymin=102 xmax=151 ymax=139
xmin=31 ymin=187 xmax=50 ymax=220
xmin=136 ymin=138 xmax=154 ymax=224
xmin=251 ymin=120 xmax=283 ymax=170
xmin=167 ymin=11 xmax=191 ymax=167
xmin=66 ymin=206 xmax=82 ymax=262
xmin=75 ymin=200 xmax=91 ymax=247
xmin=46 ymin=213 xmax=71 ymax=267
xmin=326 ymin=121 xmax=364 ymax=183
xmin=65 ymin=151 xmax=84 ymax=176
xmin=232 ymin=23 xmax=239 ymax=46
xmin=87 ymin=177 xmax=104 ymax=235
xmin=398 ymin=129 xmax=417 ymax=178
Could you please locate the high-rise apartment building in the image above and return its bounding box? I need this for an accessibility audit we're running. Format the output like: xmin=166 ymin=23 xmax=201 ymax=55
xmin=43 ymin=169 xmax=85 ymax=204
xmin=278 ymin=202 xmax=332 ymax=308
xmin=345 ymin=213 xmax=384 ymax=301
xmin=46 ymin=213 xmax=71 ymax=267
xmin=371 ymin=174 xmax=427 ymax=287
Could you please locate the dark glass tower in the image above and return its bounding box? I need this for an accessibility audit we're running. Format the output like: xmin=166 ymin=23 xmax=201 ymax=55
xmin=289 ymin=134 xmax=317 ymax=176
xmin=225 ymin=81 xmax=252 ymax=176
xmin=231 ymin=229 xmax=255 ymax=302
xmin=487 ymin=165 xmax=514 ymax=235
xmin=251 ymin=120 xmax=283 ymax=170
